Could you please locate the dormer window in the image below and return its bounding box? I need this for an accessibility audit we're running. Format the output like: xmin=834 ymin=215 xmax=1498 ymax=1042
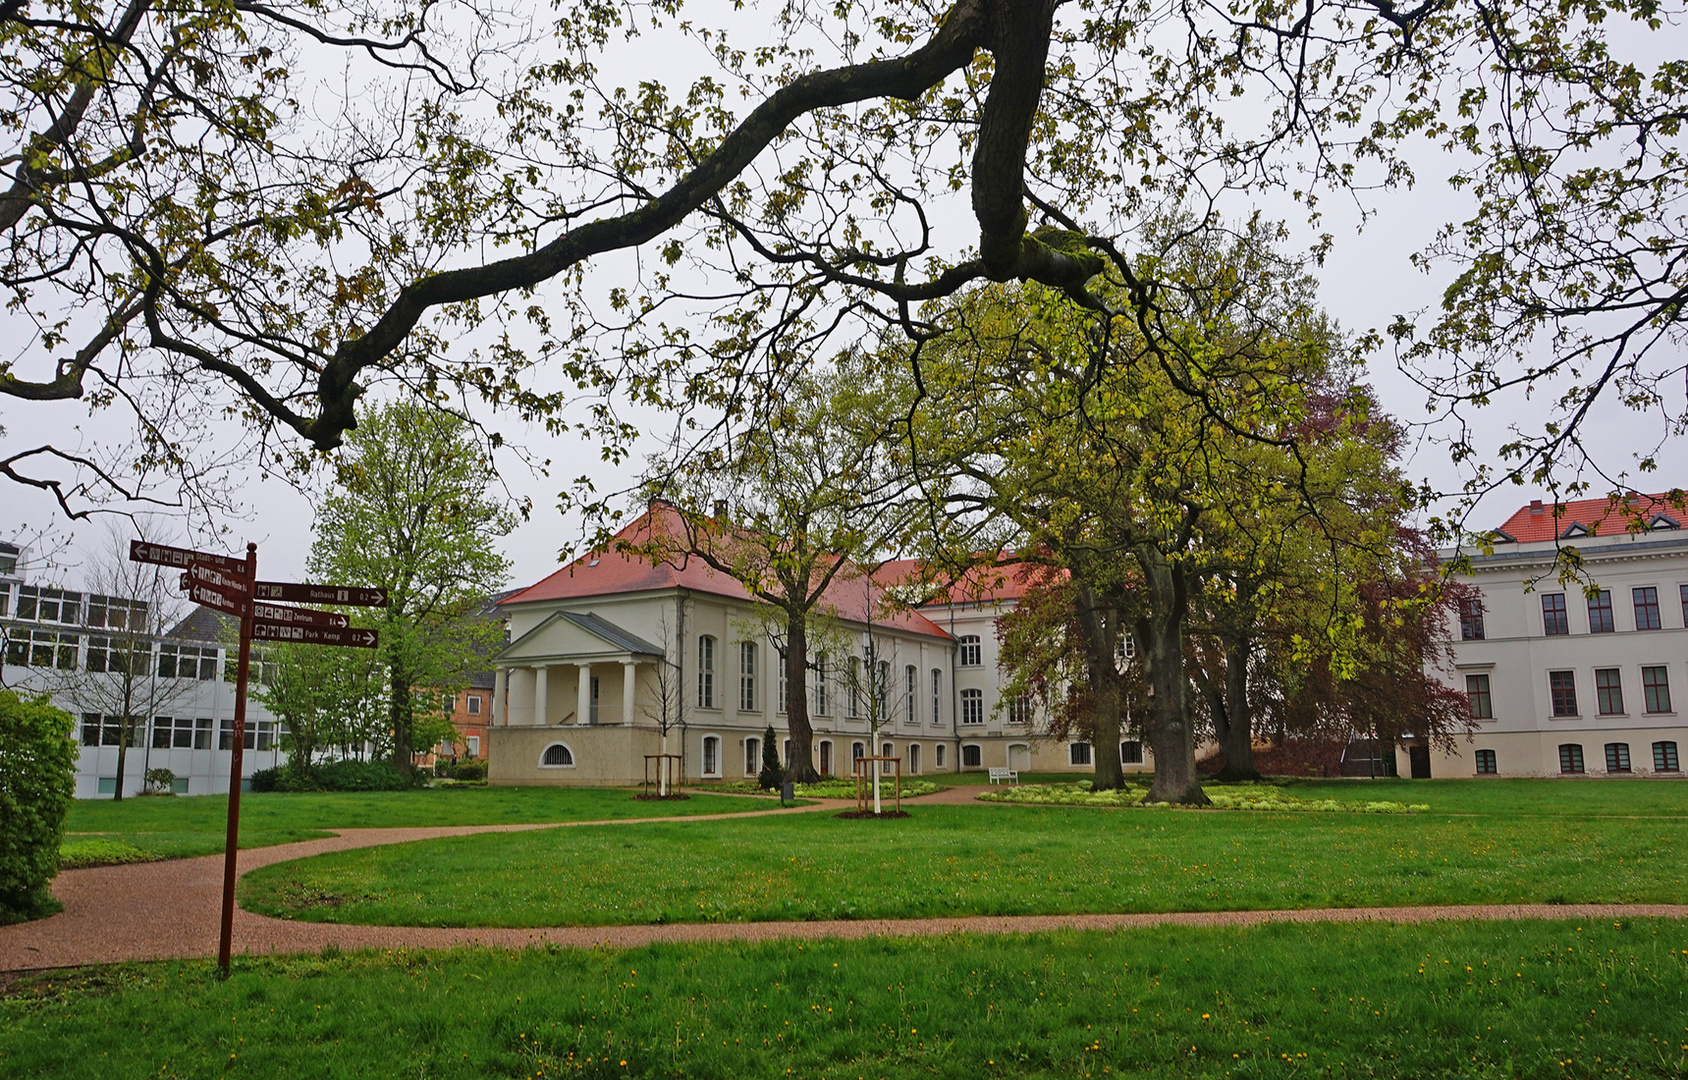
xmin=1561 ymin=523 xmax=1591 ymax=539
xmin=1649 ymin=515 xmax=1680 ymax=531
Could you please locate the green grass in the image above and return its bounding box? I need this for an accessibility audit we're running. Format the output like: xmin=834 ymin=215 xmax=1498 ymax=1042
xmin=239 ymin=780 xmax=1688 ymax=927
xmin=978 ymin=781 xmax=1427 ymax=812
xmin=56 ymin=838 xmax=163 ymax=869
xmin=3 ymin=920 xmax=1684 ymax=1078
xmin=60 ymin=787 xmax=800 ymax=862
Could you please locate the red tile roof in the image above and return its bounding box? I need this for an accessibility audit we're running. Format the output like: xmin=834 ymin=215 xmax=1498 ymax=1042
xmin=501 ymin=505 xmax=952 ymax=640
xmin=873 ymin=557 xmax=1067 ymax=605
xmin=1494 ymin=490 xmax=1687 ymax=543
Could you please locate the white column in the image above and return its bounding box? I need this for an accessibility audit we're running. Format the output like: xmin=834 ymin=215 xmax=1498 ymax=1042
xmin=577 ymin=662 xmax=593 ymax=725
xmin=622 ymin=661 xmax=637 ymax=726
xmin=534 ymin=665 xmax=549 ymax=727
xmin=493 ymin=668 xmax=508 ymax=726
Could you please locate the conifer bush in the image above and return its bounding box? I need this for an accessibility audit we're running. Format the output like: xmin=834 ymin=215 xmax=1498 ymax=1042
xmin=0 ymin=690 xmax=78 ymax=923
xmin=757 ymin=724 xmax=783 ymax=790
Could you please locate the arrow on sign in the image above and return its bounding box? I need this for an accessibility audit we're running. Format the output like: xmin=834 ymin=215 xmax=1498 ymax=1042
xmin=130 ymin=540 xmax=244 ymax=573
xmin=188 ymin=559 xmax=250 ymax=596
xmin=251 ymin=601 xmax=349 ymax=629
xmin=252 ymin=622 xmax=379 ymax=649
xmin=186 ymin=582 xmax=248 ymax=617
xmin=254 ymin=581 xmax=389 ymax=607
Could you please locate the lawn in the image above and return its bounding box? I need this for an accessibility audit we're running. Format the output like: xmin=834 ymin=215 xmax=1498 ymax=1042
xmin=239 ymin=780 xmax=1688 ymax=927
xmin=3 ymin=919 xmax=1683 ymax=1078
xmin=61 ymin=787 xmax=797 ymax=862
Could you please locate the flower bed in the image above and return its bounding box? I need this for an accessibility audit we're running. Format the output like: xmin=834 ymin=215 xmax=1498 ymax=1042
xmin=977 ymin=782 xmax=1426 ymax=814
xmin=695 ymin=778 xmax=941 ymax=799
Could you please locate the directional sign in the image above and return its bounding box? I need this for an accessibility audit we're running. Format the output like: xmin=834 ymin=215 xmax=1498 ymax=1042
xmin=186 ymin=581 xmax=248 ymax=617
xmin=130 ymin=540 xmax=244 ymax=573
xmin=252 ymin=621 xmax=379 ymax=648
xmin=187 ymin=559 xmax=250 ymax=596
xmin=251 ymin=601 xmax=349 ymax=630
xmin=254 ymin=581 xmax=389 ymax=607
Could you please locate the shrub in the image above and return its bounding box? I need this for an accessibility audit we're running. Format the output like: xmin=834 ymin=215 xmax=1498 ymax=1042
xmin=757 ymin=724 xmax=783 ymax=790
xmin=453 ymin=760 xmax=487 ymax=782
xmin=248 ymin=766 xmax=282 ymax=792
xmin=141 ymin=768 xmax=177 ymax=796
xmin=0 ymin=690 xmax=78 ymax=923
xmin=313 ymin=758 xmax=417 ymax=791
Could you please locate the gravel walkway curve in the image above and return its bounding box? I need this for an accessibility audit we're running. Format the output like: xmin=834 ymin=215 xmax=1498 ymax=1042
xmin=5 ymin=788 xmax=1684 ymax=972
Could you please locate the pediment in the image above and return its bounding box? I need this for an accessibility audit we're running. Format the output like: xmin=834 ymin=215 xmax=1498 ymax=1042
xmin=498 ymin=610 xmax=665 ymax=664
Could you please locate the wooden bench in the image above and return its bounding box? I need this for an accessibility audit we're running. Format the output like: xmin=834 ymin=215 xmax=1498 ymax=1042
xmin=988 ymin=766 xmax=1018 ymax=785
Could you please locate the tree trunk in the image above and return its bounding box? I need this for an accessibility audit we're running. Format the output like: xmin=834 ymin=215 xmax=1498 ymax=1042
xmin=389 ymin=653 xmax=414 ymax=775
xmin=112 ymin=715 xmax=131 ymax=802
xmin=1214 ymin=633 xmax=1261 ymax=781
xmin=781 ymin=610 xmax=820 ymax=782
xmin=1139 ymin=548 xmax=1208 ymax=805
xmin=1076 ymin=585 xmax=1126 ymax=790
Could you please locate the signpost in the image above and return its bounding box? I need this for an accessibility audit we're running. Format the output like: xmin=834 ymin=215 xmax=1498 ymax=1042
xmin=131 ymin=538 xmax=389 ymax=974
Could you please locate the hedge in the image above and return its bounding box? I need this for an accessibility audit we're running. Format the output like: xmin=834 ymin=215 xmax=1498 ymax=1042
xmin=0 ymin=690 xmax=78 ymax=923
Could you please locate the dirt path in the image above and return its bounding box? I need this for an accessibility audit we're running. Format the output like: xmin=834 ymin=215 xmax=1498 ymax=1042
xmin=4 ymin=790 xmax=1683 ymax=972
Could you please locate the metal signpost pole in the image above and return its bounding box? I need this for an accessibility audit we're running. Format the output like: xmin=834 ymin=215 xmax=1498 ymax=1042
xmin=218 ymin=542 xmax=257 ymax=975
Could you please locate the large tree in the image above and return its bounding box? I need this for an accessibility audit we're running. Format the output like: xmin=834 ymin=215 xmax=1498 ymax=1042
xmin=307 ymin=401 xmax=515 ymax=773
xmin=2 ymin=1 xmax=1682 ymax=523
xmin=633 ymin=359 xmax=917 ymax=782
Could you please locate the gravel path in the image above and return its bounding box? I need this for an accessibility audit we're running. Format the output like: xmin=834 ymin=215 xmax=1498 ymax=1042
xmin=5 ymin=788 xmax=1683 ymax=973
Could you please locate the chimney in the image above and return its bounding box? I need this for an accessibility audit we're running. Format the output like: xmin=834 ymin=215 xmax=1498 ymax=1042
xmin=1529 ymin=500 xmax=1543 ymax=514
xmin=713 ymin=499 xmax=728 ymax=521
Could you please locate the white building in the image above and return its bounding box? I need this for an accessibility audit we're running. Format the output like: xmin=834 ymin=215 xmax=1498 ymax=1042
xmin=0 ymin=548 xmax=285 ymax=798
xmin=486 ymin=505 xmax=1143 ymax=785
xmin=1434 ymin=492 xmax=1688 ymax=779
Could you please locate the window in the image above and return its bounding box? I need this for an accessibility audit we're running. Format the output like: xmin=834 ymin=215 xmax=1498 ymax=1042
xmin=1604 ymin=742 xmax=1632 ymax=773
xmin=905 ymin=665 xmax=917 ymax=725
xmin=541 ymin=743 xmax=574 ymax=767
xmin=1542 ymin=593 xmax=1569 ymax=635
xmin=1549 ymin=671 xmax=1578 ymax=716
xmin=1474 ymin=749 xmax=1498 ymax=774
xmin=702 ymin=735 xmax=720 ymax=776
xmin=1653 ymin=741 xmax=1680 ymax=772
xmin=959 ymin=634 xmax=982 ymax=666
xmin=875 ymin=659 xmax=890 ymax=719
xmin=1633 ymin=587 xmax=1662 ymax=630
xmin=1121 ymin=740 xmax=1143 ymax=765
xmin=1006 ymin=694 xmax=1034 ymax=725
xmin=697 ymin=636 xmax=716 ymax=708
xmin=739 ymin=641 xmax=757 ymax=712
xmin=465 ymin=735 xmax=480 ymax=757
xmin=784 ymin=738 xmax=793 ymax=766
xmin=467 ymin=694 xmax=482 ymax=716
xmin=931 ymin=669 xmax=942 ymax=726
xmin=1682 ymin=584 xmax=1688 ymax=627
xmin=778 ymin=648 xmax=788 ymax=714
xmin=935 ymin=743 xmax=946 ymax=768
xmin=813 ymin=653 xmax=829 ymax=716
xmin=882 ymin=741 xmax=895 ymax=775
xmin=87 ymin=595 xmax=146 ymax=631
xmin=1117 ymin=633 xmax=1136 ymax=666
xmin=0 ymin=582 xmax=9 ymax=618
xmin=960 ymin=688 xmax=984 ymax=725
xmin=589 ymin=676 xmax=601 ymax=724
xmin=847 ymin=658 xmax=862 ymax=717
xmin=218 ymin=718 xmax=259 ymax=751
xmin=7 ymin=628 xmax=79 ymax=669
xmin=1458 ymin=597 xmax=1485 ymax=640
xmin=158 ymin=643 xmax=218 ymax=680
xmin=150 ymin=715 xmax=204 ymax=750
xmin=80 ymin=713 xmax=136 ymax=747
xmin=1069 ymin=742 xmax=1092 ymax=766
xmin=1595 ymin=668 xmax=1624 ymax=715
xmin=1642 ymin=666 xmax=1672 ymax=713
xmin=0 ymin=544 xmax=15 ymax=576
xmin=908 ymin=744 xmax=921 ymax=774
xmin=16 ymin=585 xmax=83 ymax=624
xmin=1558 ymin=743 xmax=1585 ymax=774
xmin=1465 ymin=674 xmax=1493 ymax=720
xmin=1587 ymin=590 xmax=1615 ymax=633
xmin=851 ymin=741 xmax=865 ymax=767
xmin=819 ymin=740 xmax=833 ymax=775
xmin=961 ymin=744 xmax=982 ymax=768
xmin=744 ymin=737 xmax=760 ymax=775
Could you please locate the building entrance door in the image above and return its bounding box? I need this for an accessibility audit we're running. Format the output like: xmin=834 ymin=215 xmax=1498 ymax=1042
xmin=1409 ymin=745 xmax=1431 ymax=779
